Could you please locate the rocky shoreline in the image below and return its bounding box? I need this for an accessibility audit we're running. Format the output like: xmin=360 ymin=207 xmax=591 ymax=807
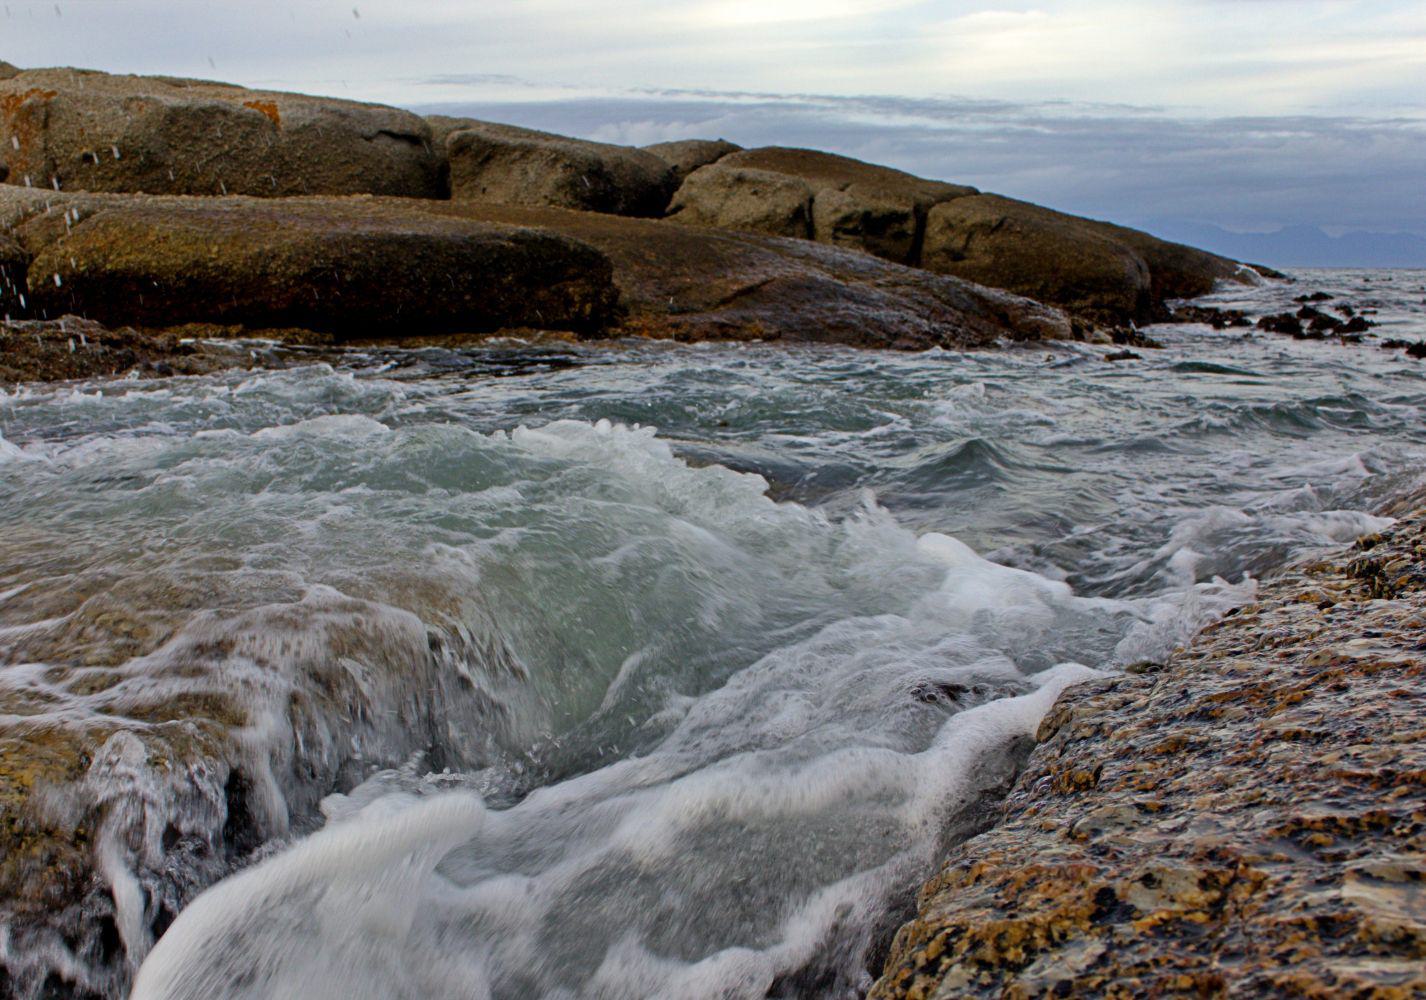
xmin=1 ymin=62 xmax=1256 ymax=372
xmin=2 ymin=60 xmax=1422 ymax=1000
xmin=872 ymin=490 xmax=1426 ymax=998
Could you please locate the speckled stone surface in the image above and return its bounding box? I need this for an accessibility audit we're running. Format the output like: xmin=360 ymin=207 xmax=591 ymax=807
xmin=873 ymin=493 xmax=1426 ymax=999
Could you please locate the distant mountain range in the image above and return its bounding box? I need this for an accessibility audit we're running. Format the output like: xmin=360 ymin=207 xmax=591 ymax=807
xmin=1144 ymin=222 xmax=1426 ymax=269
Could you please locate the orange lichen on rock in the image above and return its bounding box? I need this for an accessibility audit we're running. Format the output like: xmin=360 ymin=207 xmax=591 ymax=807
xmin=242 ymin=99 xmax=281 ymax=127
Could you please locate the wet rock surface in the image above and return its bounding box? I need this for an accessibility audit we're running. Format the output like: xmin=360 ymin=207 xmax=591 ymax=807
xmin=0 ymin=67 xmax=445 ymax=198
xmin=1 ymin=187 xmax=619 ymax=337
xmin=873 ymin=495 xmax=1426 ymax=999
xmin=0 ymin=316 xmax=267 ymax=384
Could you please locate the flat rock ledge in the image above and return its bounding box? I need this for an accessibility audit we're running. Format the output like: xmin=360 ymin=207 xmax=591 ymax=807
xmin=874 ymin=493 xmax=1426 ymax=998
xmin=0 ymin=316 xmax=280 ymax=384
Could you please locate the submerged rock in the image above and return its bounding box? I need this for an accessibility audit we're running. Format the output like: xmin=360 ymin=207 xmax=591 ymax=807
xmin=0 ymin=67 xmax=445 ymax=198
xmin=873 ymin=494 xmax=1426 ymax=998
xmin=1171 ymin=304 xmax=1251 ymax=329
xmin=432 ymin=117 xmax=677 ymax=217
xmin=0 ymin=578 xmax=516 ymax=998
xmin=0 ymin=187 xmax=618 ymax=337
xmin=1257 ymin=312 xmax=1305 ymax=336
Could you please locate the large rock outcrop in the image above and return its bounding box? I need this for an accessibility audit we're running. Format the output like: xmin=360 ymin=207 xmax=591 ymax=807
xmin=1 ymin=187 xmax=1075 ymax=351
xmin=423 ymin=202 xmax=1076 ymax=348
xmin=641 ymin=138 xmax=740 ymax=185
xmin=0 ymin=68 xmax=446 ymax=198
xmin=431 ymin=117 xmax=676 ymax=217
xmin=0 ymin=60 xmax=19 ymax=81
xmin=668 ymin=147 xmax=978 ymax=266
xmin=922 ymin=194 xmax=1242 ymax=325
xmin=0 ymin=188 xmax=617 ymax=335
xmin=873 ymin=494 xmax=1426 ymax=998
xmin=665 ymin=147 xmax=1246 ymax=325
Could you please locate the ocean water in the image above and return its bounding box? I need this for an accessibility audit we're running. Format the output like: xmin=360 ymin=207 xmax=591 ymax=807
xmin=0 ymin=268 xmax=1423 ymax=999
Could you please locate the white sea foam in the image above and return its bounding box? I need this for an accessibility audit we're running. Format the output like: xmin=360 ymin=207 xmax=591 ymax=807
xmin=133 ymin=664 xmax=1099 ymax=1000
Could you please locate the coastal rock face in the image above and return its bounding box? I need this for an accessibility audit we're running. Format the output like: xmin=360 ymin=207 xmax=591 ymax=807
xmin=425 ymin=201 xmax=1077 ymax=348
xmin=0 ymin=68 xmax=446 ymax=198
xmin=666 ymin=164 xmax=815 ymax=238
xmin=641 ymin=138 xmax=740 ymax=185
xmin=873 ymin=497 xmax=1426 ymax=998
xmin=922 ymin=195 xmax=1241 ymax=325
xmin=0 ymin=60 xmax=19 ymax=81
xmin=0 ymin=187 xmax=618 ymax=336
xmin=433 ymin=117 xmax=677 ymax=217
xmin=674 ymin=147 xmax=978 ymax=266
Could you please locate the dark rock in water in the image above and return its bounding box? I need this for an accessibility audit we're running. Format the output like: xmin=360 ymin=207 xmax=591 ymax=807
xmin=432 ymin=117 xmax=677 ymax=217
xmin=1171 ymin=305 xmax=1250 ymax=329
xmin=922 ymin=195 xmax=1242 ymax=326
xmin=667 ymin=164 xmax=815 ymax=239
xmin=423 ymin=201 xmax=1077 ymax=349
xmin=1103 ymin=349 xmax=1140 ymax=361
xmin=1257 ymin=312 xmax=1304 ymax=336
xmin=1294 ymin=291 xmax=1333 ymax=302
xmin=1110 ymin=327 xmax=1163 ymax=348
xmin=873 ymin=495 xmax=1426 ymax=999
xmin=1380 ymin=338 xmax=1425 ymax=358
xmin=1 ymin=187 xmax=619 ymax=336
xmin=672 ymin=146 xmax=977 ymax=266
xmin=641 ymin=139 xmax=741 ymax=185
xmin=1339 ymin=315 xmax=1372 ymax=334
xmin=1337 ymin=303 xmax=1357 ymax=317
xmin=1307 ymin=313 xmax=1342 ymax=334
xmin=0 ymin=67 xmax=446 ymax=198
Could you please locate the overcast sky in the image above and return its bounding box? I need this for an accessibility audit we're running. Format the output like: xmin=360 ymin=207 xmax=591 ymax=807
xmin=5 ymin=1 xmax=1425 ymax=258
